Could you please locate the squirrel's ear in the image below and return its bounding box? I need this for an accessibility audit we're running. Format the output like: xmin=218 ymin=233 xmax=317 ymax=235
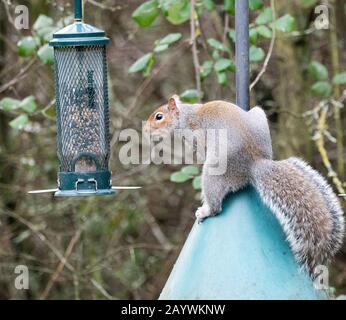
xmin=168 ymin=95 xmax=180 ymax=112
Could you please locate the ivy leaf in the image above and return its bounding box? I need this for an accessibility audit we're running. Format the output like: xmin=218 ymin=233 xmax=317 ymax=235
xmin=19 ymin=96 xmax=37 ymax=114
xmin=311 ymin=81 xmax=332 ymax=97
xmin=129 ymin=53 xmax=154 ymax=73
xmin=255 ymin=7 xmax=273 ymax=25
xmin=37 ymin=44 xmax=54 ymax=65
xmin=256 ymin=25 xmax=272 ymax=38
xmin=132 ymin=0 xmax=160 ymax=28
xmin=249 ymin=0 xmax=263 ymax=11
xmin=192 ymin=176 xmax=202 ymax=190
xmin=180 ymin=89 xmax=200 ymax=103
xmin=275 ymin=14 xmax=296 ymax=33
xmin=214 ymin=58 xmax=235 ymax=72
xmin=250 ymin=45 xmax=265 ymax=62
xmin=170 ymin=171 xmax=192 ymax=183
xmin=203 ymin=0 xmax=215 ymax=11
xmin=9 ymin=114 xmax=29 ymax=130
xmin=308 ymin=61 xmax=328 ymax=81
xmin=224 ymin=0 xmax=235 ymax=15
xmin=333 ymin=72 xmax=346 ymax=85
xmin=33 ymin=15 xmax=53 ymax=32
xmin=163 ymin=0 xmax=190 ymax=25
xmin=200 ymin=60 xmax=213 ymax=79
xmin=207 ymin=38 xmax=230 ymax=53
xmin=17 ymin=36 xmax=39 ymax=57
xmin=216 ymin=71 xmax=228 ymax=86
xmin=0 ymin=97 xmax=21 ymax=111
xmin=182 ymin=165 xmax=200 ymax=176
xmin=249 ymin=28 xmax=258 ymax=44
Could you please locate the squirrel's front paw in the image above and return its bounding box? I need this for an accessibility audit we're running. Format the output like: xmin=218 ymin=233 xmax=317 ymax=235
xmin=195 ymin=206 xmax=212 ymax=223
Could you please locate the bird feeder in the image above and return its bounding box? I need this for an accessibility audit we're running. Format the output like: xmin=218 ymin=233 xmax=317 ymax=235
xmin=48 ymin=0 xmax=114 ymax=196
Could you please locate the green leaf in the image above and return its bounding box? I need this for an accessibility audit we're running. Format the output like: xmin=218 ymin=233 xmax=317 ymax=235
xmin=214 ymin=58 xmax=235 ymax=72
xmin=255 ymin=7 xmax=273 ymax=25
xmin=250 ymin=45 xmax=265 ymax=62
xmin=216 ymin=71 xmax=228 ymax=86
xmin=132 ymin=0 xmax=160 ymax=28
xmin=142 ymin=55 xmax=155 ymax=77
xmin=192 ymin=176 xmax=202 ymax=190
xmin=249 ymin=0 xmax=263 ymax=11
xmin=200 ymin=60 xmax=213 ymax=79
xmin=156 ymin=32 xmax=182 ymax=45
xmin=0 ymin=97 xmax=20 ymax=111
xmin=37 ymin=26 xmax=56 ymax=42
xmin=228 ymin=29 xmax=236 ymax=42
xmin=9 ymin=114 xmax=29 ymax=130
xmin=170 ymin=171 xmax=192 ymax=183
xmin=249 ymin=28 xmax=258 ymax=44
xmin=17 ymin=36 xmax=39 ymax=57
xmin=207 ymin=38 xmax=230 ymax=53
xmin=154 ymin=44 xmax=169 ymax=53
xmin=19 ymin=96 xmax=37 ymax=114
xmin=203 ymin=0 xmax=215 ymax=11
xmin=182 ymin=165 xmax=199 ymax=176
xmin=224 ymin=0 xmax=235 ymax=15
xmin=275 ymin=14 xmax=296 ymax=33
xmin=129 ymin=53 xmax=154 ymax=73
xmin=33 ymin=15 xmax=53 ymax=31
xmin=163 ymin=0 xmax=190 ymax=25
xmin=308 ymin=61 xmax=329 ymax=81
xmin=180 ymin=89 xmax=200 ymax=103
xmin=311 ymin=81 xmax=332 ymax=97
xmin=37 ymin=44 xmax=54 ymax=65
xmin=256 ymin=25 xmax=272 ymax=38
xmin=333 ymin=72 xmax=346 ymax=85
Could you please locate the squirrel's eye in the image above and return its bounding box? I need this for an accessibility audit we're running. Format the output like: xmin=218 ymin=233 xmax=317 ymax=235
xmin=155 ymin=112 xmax=164 ymax=121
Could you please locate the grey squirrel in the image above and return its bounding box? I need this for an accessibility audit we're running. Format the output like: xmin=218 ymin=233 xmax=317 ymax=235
xmin=145 ymin=95 xmax=345 ymax=274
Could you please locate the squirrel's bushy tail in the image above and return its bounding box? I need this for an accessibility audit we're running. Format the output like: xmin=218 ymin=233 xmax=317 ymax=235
xmin=250 ymin=157 xmax=344 ymax=274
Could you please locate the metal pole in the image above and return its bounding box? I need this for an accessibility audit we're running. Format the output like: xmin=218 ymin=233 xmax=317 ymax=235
xmin=235 ymin=0 xmax=249 ymax=111
xmin=74 ymin=0 xmax=83 ymax=21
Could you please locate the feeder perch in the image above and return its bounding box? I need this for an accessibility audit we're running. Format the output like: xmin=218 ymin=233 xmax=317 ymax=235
xmin=29 ymin=0 xmax=141 ymax=196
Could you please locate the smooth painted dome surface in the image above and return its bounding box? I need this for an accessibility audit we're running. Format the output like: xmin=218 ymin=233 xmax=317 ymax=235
xmin=160 ymin=187 xmax=326 ymax=300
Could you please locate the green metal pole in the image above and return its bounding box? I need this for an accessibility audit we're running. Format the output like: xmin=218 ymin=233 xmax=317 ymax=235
xmin=74 ymin=0 xmax=83 ymax=22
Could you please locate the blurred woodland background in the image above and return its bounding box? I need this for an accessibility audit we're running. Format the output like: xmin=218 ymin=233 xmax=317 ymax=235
xmin=1 ymin=0 xmax=346 ymax=299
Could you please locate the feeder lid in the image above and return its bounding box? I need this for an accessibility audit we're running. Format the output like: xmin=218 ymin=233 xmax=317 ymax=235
xmin=49 ymin=22 xmax=109 ymax=47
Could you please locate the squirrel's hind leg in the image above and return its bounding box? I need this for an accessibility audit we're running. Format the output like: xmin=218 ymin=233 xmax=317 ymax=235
xmin=196 ymin=168 xmax=230 ymax=223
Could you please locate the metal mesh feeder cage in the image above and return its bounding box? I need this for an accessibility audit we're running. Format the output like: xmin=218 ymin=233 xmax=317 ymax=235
xmin=49 ymin=0 xmax=114 ymax=197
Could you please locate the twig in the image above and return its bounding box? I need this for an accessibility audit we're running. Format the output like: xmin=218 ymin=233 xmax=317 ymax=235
xmin=190 ymin=0 xmax=201 ymax=99
xmin=86 ymin=0 xmax=125 ymax=12
xmin=0 ymin=58 xmax=36 ymax=93
xmin=222 ymin=13 xmax=230 ymax=45
xmin=91 ymin=278 xmax=117 ymax=300
xmin=315 ymin=104 xmax=345 ymax=194
xmin=2 ymin=209 xmax=75 ymax=272
xmin=250 ymin=0 xmax=276 ymax=91
xmin=40 ymin=229 xmax=82 ymax=300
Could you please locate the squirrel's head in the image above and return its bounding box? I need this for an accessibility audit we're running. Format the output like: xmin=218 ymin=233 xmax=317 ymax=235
xmin=144 ymin=95 xmax=181 ymax=136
